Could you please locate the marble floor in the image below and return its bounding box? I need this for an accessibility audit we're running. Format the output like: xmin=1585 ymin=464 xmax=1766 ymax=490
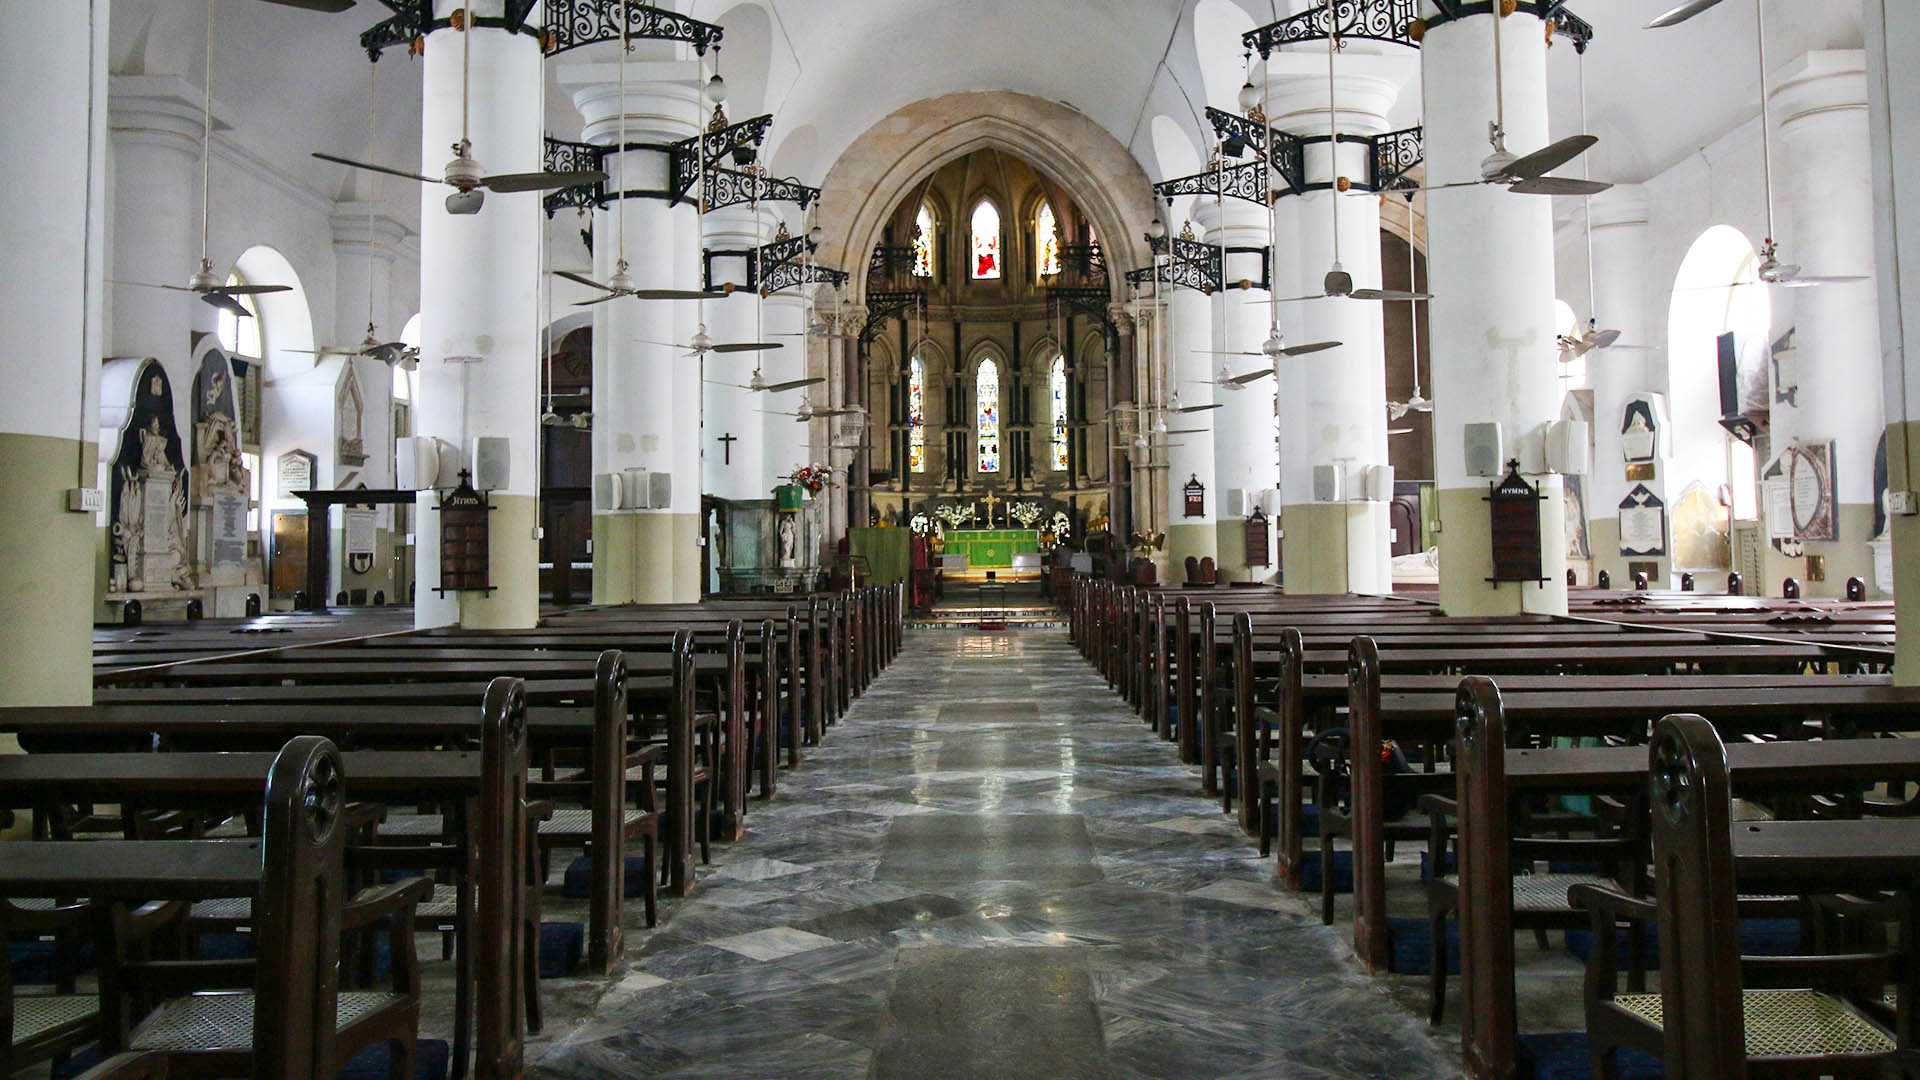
xmin=525 ymin=628 xmax=1457 ymax=1080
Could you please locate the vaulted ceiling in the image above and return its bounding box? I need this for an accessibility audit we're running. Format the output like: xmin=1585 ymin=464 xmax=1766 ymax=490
xmin=110 ymin=0 xmax=1866 ymax=245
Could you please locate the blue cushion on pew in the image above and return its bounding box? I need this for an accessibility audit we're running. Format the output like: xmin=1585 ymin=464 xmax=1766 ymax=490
xmin=8 ymin=940 xmax=94 ymax=985
xmin=1384 ymin=916 xmax=1459 ymax=976
xmin=57 ymin=1041 xmax=451 ymax=1080
xmin=194 ymin=931 xmax=256 ymax=960
xmin=1564 ymin=918 xmax=1802 ymax=967
xmin=539 ymin=921 xmax=584 ymax=978
xmin=1419 ymin=850 xmax=1457 ymax=883
xmin=1516 ymin=1032 xmax=1664 ymax=1080
xmin=1300 ymin=802 xmax=1319 ymax=839
xmin=560 ymin=854 xmax=653 ymax=900
xmin=1295 ymin=849 xmax=1352 ymax=893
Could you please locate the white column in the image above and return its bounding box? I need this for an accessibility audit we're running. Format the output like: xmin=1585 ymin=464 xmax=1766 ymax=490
xmin=1582 ymin=185 xmax=1654 ymax=586
xmin=558 ymin=60 xmax=701 ymax=604
xmin=760 ymin=288 xmax=812 ymax=492
xmin=1771 ymin=50 xmax=1884 ymax=597
xmin=1165 ymin=217 xmax=1218 ymax=577
xmin=1423 ymin=6 xmax=1567 ymax=615
xmin=0 ymin=0 xmax=107 ymax=716
xmin=412 ymin=2 xmax=543 ymax=629
xmin=1211 ymin=199 xmax=1280 ymax=584
xmin=1269 ymin=58 xmax=1407 ymax=594
xmin=700 ymin=204 xmax=774 ymax=500
xmin=1866 ymin=0 xmax=1920 ymax=678
xmin=669 ymin=198 xmax=707 ymax=600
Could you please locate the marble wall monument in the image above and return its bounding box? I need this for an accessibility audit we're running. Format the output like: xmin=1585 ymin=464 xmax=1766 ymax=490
xmin=191 ymin=341 xmax=251 ymax=577
xmin=107 ymin=359 xmax=190 ymax=593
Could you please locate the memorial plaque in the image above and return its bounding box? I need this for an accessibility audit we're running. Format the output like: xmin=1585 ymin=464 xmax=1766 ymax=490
xmin=345 ymin=506 xmax=377 ymax=575
xmin=1484 ymin=461 xmax=1545 ymax=584
xmin=211 ymin=492 xmax=248 ymax=565
xmin=277 ymin=451 xmax=315 ymax=497
xmin=1618 ymin=483 xmax=1667 ymax=558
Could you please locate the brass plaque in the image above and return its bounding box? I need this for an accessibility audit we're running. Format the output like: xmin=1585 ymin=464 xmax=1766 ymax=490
xmin=1624 ymin=462 xmax=1657 ymax=483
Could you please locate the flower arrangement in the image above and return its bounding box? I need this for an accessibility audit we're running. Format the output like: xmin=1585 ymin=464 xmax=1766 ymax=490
xmin=787 ymin=463 xmax=835 ymax=495
xmin=1010 ymin=501 xmax=1043 ymax=528
xmin=934 ymin=503 xmax=976 ymax=528
xmin=909 ymin=513 xmax=932 ymax=535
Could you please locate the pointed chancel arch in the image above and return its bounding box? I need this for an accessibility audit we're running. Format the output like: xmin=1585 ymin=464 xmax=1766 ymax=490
xmin=970 ymin=200 xmax=1002 ymax=280
xmin=976 ymin=355 xmax=1001 ymax=471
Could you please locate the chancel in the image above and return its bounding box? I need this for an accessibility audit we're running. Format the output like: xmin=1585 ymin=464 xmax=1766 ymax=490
xmin=6 ymin=1 xmax=1920 ymax=1078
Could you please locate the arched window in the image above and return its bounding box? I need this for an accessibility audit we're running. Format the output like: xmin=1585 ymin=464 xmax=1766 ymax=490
xmin=908 ymin=354 xmax=927 ymax=473
xmin=1669 ymin=225 xmax=1772 ymax=521
xmin=1049 ymin=354 xmax=1069 ymax=470
xmin=912 ymin=204 xmax=935 ymax=279
xmin=1036 ymin=202 xmax=1061 ymax=277
xmin=215 ymin=271 xmax=263 ymax=358
xmin=971 ymin=201 xmax=1001 ymax=280
xmin=976 ymin=357 xmax=1001 ymax=472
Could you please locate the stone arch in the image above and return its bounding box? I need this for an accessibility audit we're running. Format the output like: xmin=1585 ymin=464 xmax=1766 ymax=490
xmin=815 ymin=92 xmax=1156 ymax=309
xmin=231 ymin=245 xmax=314 ymax=381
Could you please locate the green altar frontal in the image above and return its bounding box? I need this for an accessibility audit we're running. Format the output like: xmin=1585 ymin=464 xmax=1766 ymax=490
xmin=943 ymin=528 xmax=1039 ymax=568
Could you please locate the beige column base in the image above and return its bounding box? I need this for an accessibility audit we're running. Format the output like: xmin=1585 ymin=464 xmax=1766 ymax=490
xmin=1279 ymin=502 xmax=1392 ymax=595
xmin=0 ymin=433 xmax=97 ymax=715
xmin=414 ymin=492 xmax=540 ymax=629
xmin=593 ymin=512 xmax=699 ymax=605
xmin=1164 ymin=522 xmax=1217 ymax=583
xmin=1435 ymin=484 xmax=1568 ymax=616
xmin=1213 ymin=519 xmax=1278 ymax=585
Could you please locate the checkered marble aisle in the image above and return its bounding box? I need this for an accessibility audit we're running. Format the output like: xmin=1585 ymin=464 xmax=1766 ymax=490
xmin=526 ymin=629 xmax=1454 ymax=1080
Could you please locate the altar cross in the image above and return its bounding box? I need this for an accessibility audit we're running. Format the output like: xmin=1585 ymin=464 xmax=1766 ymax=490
xmin=979 ymin=490 xmax=1002 ymax=526
xmin=717 ymin=432 xmax=737 ymax=465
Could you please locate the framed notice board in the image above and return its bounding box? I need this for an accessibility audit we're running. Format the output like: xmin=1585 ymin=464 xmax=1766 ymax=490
xmin=1244 ymin=509 xmax=1270 ymax=567
xmin=436 ymin=471 xmax=494 ymax=595
xmin=1485 ymin=461 xmax=1547 ymax=586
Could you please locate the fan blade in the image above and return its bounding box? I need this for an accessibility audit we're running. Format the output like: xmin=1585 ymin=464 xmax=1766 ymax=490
xmin=199 ymin=292 xmax=251 ymax=317
xmin=110 ymin=280 xmax=195 ymax=292
xmin=761 ymin=377 xmax=824 ymax=393
xmin=311 ymin=152 xmax=441 ymax=186
xmin=1275 ymin=340 xmax=1342 ymax=357
xmin=1591 ymin=328 xmax=1622 ymax=350
xmin=553 ymin=269 xmax=614 ymax=292
xmin=709 ymin=342 xmax=784 ymax=354
xmin=1348 ymin=288 xmax=1432 ymax=302
xmin=254 ymin=0 xmax=356 ymax=10
xmin=1507 ymin=176 xmax=1612 ymax=197
xmin=1175 ymin=403 xmax=1224 ymax=413
xmin=481 ymin=170 xmax=608 ymax=193
xmin=1166 ymin=428 xmax=1209 ymax=435
xmin=1505 ymin=134 xmax=1598 ymax=180
xmin=1777 ymin=274 xmax=1869 ymax=288
xmin=1269 ymin=293 xmax=1330 ymax=304
xmin=1227 ymin=370 xmax=1275 ymax=385
xmin=1196 ymin=350 xmax=1266 ymax=357
xmin=572 ymin=293 xmax=628 ymax=307
xmin=1389 ymin=427 xmax=1414 ymax=435
xmin=1646 ymin=0 xmax=1726 ymax=28
xmin=629 ymin=288 xmax=724 ymax=300
xmin=211 ymin=283 xmax=291 ymax=296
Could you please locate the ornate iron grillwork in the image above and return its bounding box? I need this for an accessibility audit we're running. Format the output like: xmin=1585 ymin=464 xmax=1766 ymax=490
xmin=701 ymin=234 xmax=834 ymax=293
xmin=544 ymin=0 xmax=722 ymax=57
xmin=1369 ymin=126 xmax=1424 ymax=192
xmin=762 ymin=259 xmax=848 ymax=295
xmin=542 ymin=135 xmax=605 ymax=217
xmin=361 ymin=0 xmax=542 ymax=61
xmin=1201 ymin=108 xmax=1419 ymax=196
xmin=1053 ymin=244 xmax=1107 ymax=287
xmin=704 ymin=167 xmax=820 ymax=212
xmin=1244 ymin=0 xmax=1418 ymax=56
xmin=862 ymin=290 xmax=924 ymax=343
xmin=1152 ymin=161 xmax=1268 ymax=207
xmin=1123 ymin=238 xmax=1222 ymax=294
xmin=1419 ymin=1 xmax=1593 ymax=52
xmin=681 ymin=113 xmax=774 ymax=170
xmin=868 ymin=245 xmax=918 ymax=290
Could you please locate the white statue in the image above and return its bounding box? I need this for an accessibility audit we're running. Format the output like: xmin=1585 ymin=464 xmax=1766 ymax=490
xmin=777 ymin=514 xmax=799 ymax=568
xmin=139 ymin=417 xmax=171 ymax=473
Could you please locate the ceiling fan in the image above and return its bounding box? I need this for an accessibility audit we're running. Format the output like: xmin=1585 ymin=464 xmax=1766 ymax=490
xmin=1276 ymin=4 xmax=1433 ymax=306
xmin=711 ymin=371 xmax=823 ymax=393
xmin=640 ymin=322 xmax=781 ymax=356
xmin=1198 ymin=335 xmax=1342 ymax=359
xmin=1193 ymin=365 xmax=1272 ymax=390
xmin=290 ymin=326 xmax=417 ymax=366
xmin=761 ymin=397 xmax=865 ymax=422
xmin=312 ymin=7 xmax=604 ymax=215
xmin=1645 ymin=0 xmax=1726 ymax=29
xmin=115 ymin=0 xmax=291 ymax=318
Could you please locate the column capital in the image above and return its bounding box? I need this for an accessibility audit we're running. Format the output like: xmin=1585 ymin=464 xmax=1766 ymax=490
xmin=109 ymin=75 xmax=219 ymax=154
xmin=555 ymin=59 xmax=701 ymax=146
xmin=1259 ymin=53 xmax=1412 ymax=137
xmin=1108 ymin=303 xmax=1136 ymax=334
xmin=1770 ymin=49 xmax=1868 ymax=126
xmin=329 ymin=201 xmax=413 ymax=254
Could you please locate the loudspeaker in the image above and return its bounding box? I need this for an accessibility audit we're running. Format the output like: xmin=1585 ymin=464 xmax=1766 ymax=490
xmin=1256 ymin=488 xmax=1280 ymax=515
xmin=395 ymin=436 xmax=440 ymax=490
xmin=1364 ymin=464 xmax=1394 ymax=502
xmin=647 ymin=470 xmax=673 ymax=510
xmin=622 ymin=468 xmax=653 ymax=509
xmin=592 ymin=472 xmax=625 ymax=511
xmin=472 ymin=436 xmax=510 ymax=491
xmin=1312 ymin=464 xmax=1343 ymax=503
xmin=1545 ymin=419 xmax=1590 ymax=475
xmin=1225 ymin=488 xmax=1248 ymax=517
xmin=1463 ymin=422 xmax=1503 ymax=477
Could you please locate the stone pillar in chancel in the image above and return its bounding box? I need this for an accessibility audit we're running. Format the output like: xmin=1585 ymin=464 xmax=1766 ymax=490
xmin=1107 ymin=301 xmax=1136 ymax=540
xmin=759 ymin=288 xmax=812 ymax=493
xmin=557 ymin=58 xmax=702 ymax=605
xmin=1267 ymin=55 xmax=1407 ymax=594
xmin=1581 ymin=185 xmax=1655 ymax=589
xmin=1769 ymin=50 xmax=1884 ymax=597
xmin=700 ymin=204 xmax=774 ymax=502
xmin=0 ymin=0 xmax=106 ymax=717
xmin=1422 ymin=5 xmax=1568 ymax=615
xmin=1209 ymin=199 xmax=1279 ymax=584
xmin=411 ymin=1 xmax=543 ymax=629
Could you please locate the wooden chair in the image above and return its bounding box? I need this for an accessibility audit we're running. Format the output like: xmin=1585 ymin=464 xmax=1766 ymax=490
xmin=1571 ymin=715 xmax=1901 ymax=1079
xmin=3 ymin=897 xmax=107 ymax=1075
xmin=102 ymin=734 xmax=433 ymax=1080
xmin=1425 ymin=676 xmax=1647 ymax=1027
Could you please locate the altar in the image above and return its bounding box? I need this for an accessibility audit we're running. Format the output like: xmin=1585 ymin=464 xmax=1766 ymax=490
xmin=943 ymin=529 xmax=1040 ymax=571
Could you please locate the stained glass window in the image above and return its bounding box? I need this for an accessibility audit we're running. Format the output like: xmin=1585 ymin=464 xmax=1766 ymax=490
xmin=976 ymin=357 xmax=1000 ymax=472
xmin=1049 ymin=353 xmax=1068 ymax=471
xmin=971 ymin=201 xmax=1001 ymax=280
xmin=912 ymin=204 xmax=934 ymax=279
xmin=908 ymin=355 xmax=926 ymax=473
xmin=1036 ymin=203 xmax=1061 ymax=277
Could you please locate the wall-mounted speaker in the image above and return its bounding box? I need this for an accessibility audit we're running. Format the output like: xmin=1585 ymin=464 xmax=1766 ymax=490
xmin=395 ymin=436 xmax=439 ymax=490
xmin=1364 ymin=464 xmax=1394 ymax=502
xmin=1463 ymin=422 xmax=1504 ymax=478
xmin=1312 ymin=464 xmax=1343 ymax=503
xmin=622 ymin=468 xmax=652 ymax=509
xmin=647 ymin=470 xmax=673 ymax=511
xmin=1225 ymin=488 xmax=1248 ymax=517
xmin=592 ymin=472 xmax=625 ymax=511
xmin=472 ymin=436 xmax=510 ymax=491
xmin=1545 ymin=419 xmax=1590 ymax=475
